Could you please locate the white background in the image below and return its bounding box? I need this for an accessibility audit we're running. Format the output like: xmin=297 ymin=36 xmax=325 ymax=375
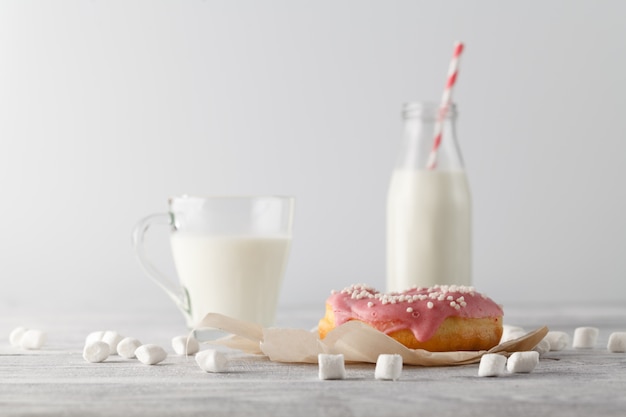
xmin=1 ymin=1 xmax=625 ymax=323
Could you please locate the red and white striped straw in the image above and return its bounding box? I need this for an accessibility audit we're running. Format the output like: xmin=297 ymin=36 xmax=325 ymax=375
xmin=426 ymin=41 xmax=464 ymax=170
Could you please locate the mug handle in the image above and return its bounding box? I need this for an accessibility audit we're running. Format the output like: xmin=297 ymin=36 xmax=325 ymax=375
xmin=132 ymin=213 xmax=191 ymax=320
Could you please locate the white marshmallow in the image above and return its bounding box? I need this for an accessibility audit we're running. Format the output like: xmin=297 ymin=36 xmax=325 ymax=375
xmin=500 ymin=325 xmax=526 ymax=343
xmin=101 ymin=331 xmax=124 ymax=355
xmin=607 ymin=332 xmax=626 ymax=353
xmin=85 ymin=331 xmax=105 ymax=346
xmin=533 ymin=338 xmax=551 ymax=355
xmin=544 ymin=331 xmax=570 ymax=351
xmin=117 ymin=337 xmax=142 ymax=359
xmin=83 ymin=341 xmax=110 ymax=363
xmin=573 ymin=327 xmax=599 ymax=349
xmin=196 ymin=349 xmax=229 ymax=373
xmin=507 ymin=351 xmax=539 ymax=374
xmin=172 ymin=335 xmax=200 ymax=355
xmin=135 ymin=344 xmax=167 ymax=365
xmin=318 ymin=354 xmax=346 ymax=380
xmin=375 ymin=354 xmax=402 ymax=381
xmin=9 ymin=327 xmax=28 ymax=347
xmin=19 ymin=329 xmax=46 ymax=350
xmin=478 ymin=353 xmax=507 ymax=377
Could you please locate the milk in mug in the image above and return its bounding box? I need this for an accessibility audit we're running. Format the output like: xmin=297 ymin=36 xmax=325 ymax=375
xmin=387 ymin=169 xmax=471 ymax=291
xmin=170 ymin=234 xmax=292 ymax=327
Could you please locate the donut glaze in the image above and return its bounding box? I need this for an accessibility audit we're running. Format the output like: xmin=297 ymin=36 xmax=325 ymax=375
xmin=319 ymin=284 xmax=503 ymax=351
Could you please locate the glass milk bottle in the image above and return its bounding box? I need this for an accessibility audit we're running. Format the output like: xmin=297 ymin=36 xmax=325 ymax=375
xmin=386 ymin=102 xmax=471 ymax=292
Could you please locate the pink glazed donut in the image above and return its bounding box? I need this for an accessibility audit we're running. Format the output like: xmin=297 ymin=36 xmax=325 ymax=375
xmin=319 ymin=284 xmax=503 ymax=352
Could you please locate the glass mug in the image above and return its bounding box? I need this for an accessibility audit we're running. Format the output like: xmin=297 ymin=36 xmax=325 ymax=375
xmin=132 ymin=195 xmax=295 ymax=328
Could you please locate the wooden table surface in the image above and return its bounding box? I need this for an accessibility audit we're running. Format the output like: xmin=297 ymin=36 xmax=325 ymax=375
xmin=1 ymin=303 xmax=626 ymax=417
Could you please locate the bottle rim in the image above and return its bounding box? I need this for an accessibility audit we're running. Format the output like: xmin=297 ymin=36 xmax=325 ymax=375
xmin=402 ymin=101 xmax=457 ymax=119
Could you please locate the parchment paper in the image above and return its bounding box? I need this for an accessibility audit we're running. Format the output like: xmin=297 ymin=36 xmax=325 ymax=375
xmin=194 ymin=313 xmax=548 ymax=366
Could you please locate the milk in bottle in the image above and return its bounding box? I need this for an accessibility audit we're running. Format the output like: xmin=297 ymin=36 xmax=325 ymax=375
xmin=386 ymin=102 xmax=471 ymax=292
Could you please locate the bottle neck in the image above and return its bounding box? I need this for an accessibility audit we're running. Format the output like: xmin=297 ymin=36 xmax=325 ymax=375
xmin=395 ymin=102 xmax=464 ymax=171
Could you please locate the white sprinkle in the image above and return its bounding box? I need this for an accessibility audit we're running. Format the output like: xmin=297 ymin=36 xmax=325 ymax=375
xmin=102 ymin=331 xmax=124 ymax=355
xmin=608 ymin=332 xmax=626 ymax=353
xmin=196 ymin=349 xmax=229 ymax=373
xmin=367 ymin=302 xmax=374 ymax=308
xmin=85 ymin=331 xmax=105 ymax=346
xmin=450 ymin=301 xmax=457 ymax=308
xmin=478 ymin=353 xmax=506 ymax=377
xmin=573 ymin=327 xmax=599 ymax=349
xmin=318 ymin=354 xmax=346 ymax=380
xmin=135 ymin=344 xmax=167 ymax=365
xmin=83 ymin=341 xmax=110 ymax=363
xmin=544 ymin=331 xmax=570 ymax=351
xmin=427 ymin=302 xmax=434 ymax=309
xmin=20 ymin=330 xmax=47 ymax=350
xmin=406 ymin=307 xmax=413 ymax=313
xmin=9 ymin=327 xmax=28 ymax=347
xmin=117 ymin=337 xmax=142 ymax=359
xmin=447 ymin=296 xmax=454 ymax=301
xmin=375 ymin=354 xmax=403 ymax=381
xmin=507 ymin=351 xmax=539 ymax=373
xmin=172 ymin=335 xmax=200 ymax=355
